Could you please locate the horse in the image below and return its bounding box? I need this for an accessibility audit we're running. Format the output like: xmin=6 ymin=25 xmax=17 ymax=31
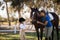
xmin=30 ymin=8 xmax=59 ymax=40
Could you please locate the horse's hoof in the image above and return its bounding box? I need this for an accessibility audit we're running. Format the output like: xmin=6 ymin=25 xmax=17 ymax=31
xmin=49 ymin=37 xmax=52 ymax=40
xmin=45 ymin=38 xmax=48 ymax=40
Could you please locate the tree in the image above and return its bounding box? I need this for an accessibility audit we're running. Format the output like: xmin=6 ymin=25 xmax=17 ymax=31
xmin=4 ymin=0 xmax=11 ymax=26
xmin=0 ymin=2 xmax=3 ymax=7
xmin=11 ymin=0 xmax=31 ymax=18
xmin=0 ymin=16 xmax=2 ymax=21
xmin=11 ymin=0 xmax=23 ymax=18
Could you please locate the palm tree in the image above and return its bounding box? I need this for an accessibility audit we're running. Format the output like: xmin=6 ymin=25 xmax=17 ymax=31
xmin=4 ymin=0 xmax=11 ymax=26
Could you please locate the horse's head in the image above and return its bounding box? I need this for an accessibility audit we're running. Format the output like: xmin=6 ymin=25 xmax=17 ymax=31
xmin=30 ymin=8 xmax=46 ymax=28
xmin=30 ymin=8 xmax=45 ymax=23
xmin=30 ymin=7 xmax=39 ymax=24
xmin=30 ymin=8 xmax=39 ymax=18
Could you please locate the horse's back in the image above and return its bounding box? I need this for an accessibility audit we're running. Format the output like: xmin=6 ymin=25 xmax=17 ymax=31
xmin=50 ymin=12 xmax=59 ymax=21
xmin=50 ymin=12 xmax=59 ymax=26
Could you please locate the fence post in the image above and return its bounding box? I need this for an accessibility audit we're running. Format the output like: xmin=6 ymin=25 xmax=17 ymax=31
xmin=14 ymin=25 xmax=16 ymax=34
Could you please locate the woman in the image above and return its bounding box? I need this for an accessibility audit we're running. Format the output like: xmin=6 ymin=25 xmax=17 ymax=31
xmin=37 ymin=10 xmax=53 ymax=40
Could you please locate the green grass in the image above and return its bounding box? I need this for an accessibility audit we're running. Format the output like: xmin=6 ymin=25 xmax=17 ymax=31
xmin=0 ymin=32 xmax=37 ymax=40
xmin=0 ymin=32 xmax=44 ymax=40
xmin=0 ymin=33 xmax=19 ymax=40
xmin=0 ymin=31 xmax=60 ymax=40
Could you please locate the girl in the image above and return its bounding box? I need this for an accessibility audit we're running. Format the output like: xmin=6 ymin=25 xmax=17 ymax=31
xmin=19 ymin=17 xmax=26 ymax=40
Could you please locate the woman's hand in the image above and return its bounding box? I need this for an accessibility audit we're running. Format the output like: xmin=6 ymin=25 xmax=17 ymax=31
xmin=37 ymin=21 xmax=47 ymax=26
xmin=37 ymin=21 xmax=40 ymax=23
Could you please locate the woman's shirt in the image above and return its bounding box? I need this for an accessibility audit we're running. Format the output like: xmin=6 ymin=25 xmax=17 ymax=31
xmin=41 ymin=15 xmax=53 ymax=27
xmin=47 ymin=7 xmax=54 ymax=12
xmin=45 ymin=15 xmax=53 ymax=27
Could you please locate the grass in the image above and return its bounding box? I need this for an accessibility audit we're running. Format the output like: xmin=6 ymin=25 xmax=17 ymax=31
xmin=0 ymin=31 xmax=60 ymax=40
xmin=0 ymin=32 xmax=37 ymax=40
xmin=0 ymin=32 xmax=44 ymax=40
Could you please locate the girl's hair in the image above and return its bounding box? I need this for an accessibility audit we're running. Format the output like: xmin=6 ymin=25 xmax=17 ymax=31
xmin=19 ymin=17 xmax=25 ymax=23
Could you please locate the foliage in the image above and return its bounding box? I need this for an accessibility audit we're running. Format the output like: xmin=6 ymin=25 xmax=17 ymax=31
xmin=0 ymin=2 xmax=3 ymax=7
xmin=0 ymin=16 xmax=2 ymax=20
xmin=11 ymin=0 xmax=30 ymax=11
xmin=53 ymin=0 xmax=60 ymax=4
xmin=0 ymin=16 xmax=7 ymax=22
xmin=3 ymin=0 xmax=12 ymax=2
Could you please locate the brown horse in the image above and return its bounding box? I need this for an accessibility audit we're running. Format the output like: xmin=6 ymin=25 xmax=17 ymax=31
xmin=30 ymin=8 xmax=59 ymax=40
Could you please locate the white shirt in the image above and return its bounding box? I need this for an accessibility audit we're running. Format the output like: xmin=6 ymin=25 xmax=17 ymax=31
xmin=48 ymin=13 xmax=54 ymax=21
xmin=59 ymin=15 xmax=60 ymax=20
xmin=47 ymin=7 xmax=54 ymax=12
xmin=39 ymin=6 xmax=47 ymax=12
xmin=39 ymin=6 xmax=44 ymax=11
xmin=20 ymin=23 xmax=26 ymax=29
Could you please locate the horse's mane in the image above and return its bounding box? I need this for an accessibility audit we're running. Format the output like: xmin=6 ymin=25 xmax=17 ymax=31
xmin=30 ymin=7 xmax=39 ymax=18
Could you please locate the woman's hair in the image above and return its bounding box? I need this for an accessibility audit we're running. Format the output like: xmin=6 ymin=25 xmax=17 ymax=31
xmin=19 ymin=17 xmax=25 ymax=23
xmin=40 ymin=10 xmax=46 ymax=14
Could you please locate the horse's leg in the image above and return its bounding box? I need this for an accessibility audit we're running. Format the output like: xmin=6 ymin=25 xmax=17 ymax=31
xmin=51 ymin=20 xmax=54 ymax=40
xmin=40 ymin=28 xmax=43 ymax=40
xmin=51 ymin=25 xmax=54 ymax=40
xmin=35 ymin=28 xmax=40 ymax=40
xmin=56 ymin=26 xmax=59 ymax=40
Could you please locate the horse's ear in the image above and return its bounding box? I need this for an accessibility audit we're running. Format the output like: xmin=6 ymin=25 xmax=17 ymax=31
xmin=36 ymin=8 xmax=38 ymax=10
xmin=35 ymin=8 xmax=39 ymax=13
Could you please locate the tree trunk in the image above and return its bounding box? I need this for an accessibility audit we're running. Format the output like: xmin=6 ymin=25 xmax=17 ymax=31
xmin=18 ymin=9 xmax=21 ymax=18
xmin=18 ymin=5 xmax=21 ymax=19
xmin=6 ymin=2 xmax=11 ymax=26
